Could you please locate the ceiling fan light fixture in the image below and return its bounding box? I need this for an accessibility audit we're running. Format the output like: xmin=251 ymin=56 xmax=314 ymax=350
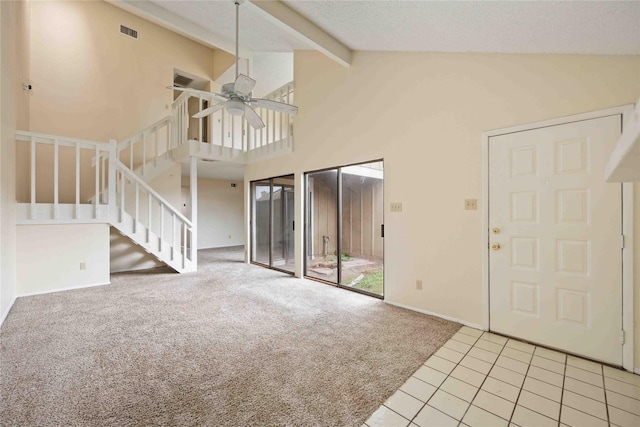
xmin=225 ymin=99 xmax=245 ymax=116
xmin=172 ymin=0 xmax=297 ymax=129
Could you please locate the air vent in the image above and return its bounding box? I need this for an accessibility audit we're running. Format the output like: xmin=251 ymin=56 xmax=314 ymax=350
xmin=173 ymin=75 xmax=194 ymax=88
xmin=120 ymin=25 xmax=138 ymax=39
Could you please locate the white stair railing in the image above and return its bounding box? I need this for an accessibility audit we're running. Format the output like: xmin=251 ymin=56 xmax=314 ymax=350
xmin=118 ymin=115 xmax=174 ymax=175
xmin=131 ymin=82 xmax=295 ymax=160
xmin=113 ymin=159 xmax=195 ymax=269
xmin=114 ymin=91 xmax=190 ymax=174
xmin=198 ymin=81 xmax=295 ymax=153
xmin=171 ymin=91 xmax=190 ymax=151
xmin=15 ymin=130 xmax=193 ymax=272
xmin=251 ymin=82 xmax=295 ymax=151
xmin=15 ymin=131 xmax=114 ymax=221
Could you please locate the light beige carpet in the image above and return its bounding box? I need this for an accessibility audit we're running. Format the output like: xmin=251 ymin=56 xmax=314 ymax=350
xmin=0 ymin=247 xmax=460 ymax=426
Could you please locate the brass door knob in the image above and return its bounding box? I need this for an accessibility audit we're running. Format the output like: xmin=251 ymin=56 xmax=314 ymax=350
xmin=492 ymin=228 xmax=500 ymax=234
xmin=491 ymin=243 xmax=501 ymax=250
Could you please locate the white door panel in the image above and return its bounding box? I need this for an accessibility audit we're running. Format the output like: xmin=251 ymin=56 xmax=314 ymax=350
xmin=489 ymin=115 xmax=622 ymax=365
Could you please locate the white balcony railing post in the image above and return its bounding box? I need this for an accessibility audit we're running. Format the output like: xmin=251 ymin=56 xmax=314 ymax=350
xmin=108 ymin=139 xmax=117 ymax=215
xmin=75 ymin=142 xmax=80 ymax=218
xmin=94 ymin=145 xmax=100 ymax=219
xmin=189 ymin=156 xmax=198 ymax=269
xmin=53 ymin=140 xmax=59 ymax=219
xmin=30 ymin=136 xmax=36 ymax=219
xmin=142 ymin=132 xmax=147 ymax=176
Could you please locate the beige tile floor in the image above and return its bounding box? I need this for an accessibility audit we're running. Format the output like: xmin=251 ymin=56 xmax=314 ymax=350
xmin=365 ymin=326 xmax=640 ymax=427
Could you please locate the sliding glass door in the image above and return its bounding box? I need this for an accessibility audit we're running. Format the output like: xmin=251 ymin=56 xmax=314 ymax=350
xmin=339 ymin=162 xmax=384 ymax=295
xmin=252 ymin=180 xmax=271 ymax=265
xmin=251 ymin=175 xmax=295 ymax=274
xmin=305 ymin=161 xmax=384 ymax=297
xmin=305 ymin=169 xmax=339 ymax=282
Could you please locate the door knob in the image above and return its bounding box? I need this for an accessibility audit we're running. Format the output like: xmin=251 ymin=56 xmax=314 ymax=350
xmin=491 ymin=243 xmax=501 ymax=250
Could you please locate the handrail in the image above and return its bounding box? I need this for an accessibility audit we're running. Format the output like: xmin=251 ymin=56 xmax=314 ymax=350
xmin=16 ymin=130 xmax=110 ymax=150
xmin=15 ymin=130 xmax=113 ymax=220
xmin=263 ymin=81 xmax=294 ymax=100
xmin=118 ymin=115 xmax=173 ymax=151
xmin=250 ymin=81 xmax=294 ymax=150
xmin=171 ymin=91 xmax=190 ymax=109
xmin=114 ymin=159 xmax=192 ymax=227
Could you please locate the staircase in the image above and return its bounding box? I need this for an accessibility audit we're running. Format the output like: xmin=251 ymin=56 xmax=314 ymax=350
xmin=15 ymin=82 xmax=295 ymax=274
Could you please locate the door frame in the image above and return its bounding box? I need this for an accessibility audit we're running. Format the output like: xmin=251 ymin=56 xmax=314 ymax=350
xmin=481 ymin=105 xmax=635 ymax=371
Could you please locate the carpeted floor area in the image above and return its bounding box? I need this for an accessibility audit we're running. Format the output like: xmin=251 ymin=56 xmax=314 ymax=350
xmin=0 ymin=247 xmax=461 ymax=426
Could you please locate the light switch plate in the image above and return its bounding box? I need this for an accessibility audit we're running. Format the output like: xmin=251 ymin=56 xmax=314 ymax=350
xmin=390 ymin=202 xmax=402 ymax=212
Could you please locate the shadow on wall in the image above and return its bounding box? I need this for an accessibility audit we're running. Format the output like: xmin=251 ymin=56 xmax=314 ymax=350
xmin=109 ymin=227 xmax=162 ymax=273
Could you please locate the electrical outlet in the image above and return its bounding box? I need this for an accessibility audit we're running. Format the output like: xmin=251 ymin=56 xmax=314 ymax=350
xmin=465 ymin=199 xmax=477 ymax=210
xmin=390 ymin=202 xmax=402 ymax=212
xmin=80 ymin=262 xmax=86 ymax=270
xmin=416 ymin=279 xmax=423 ymax=290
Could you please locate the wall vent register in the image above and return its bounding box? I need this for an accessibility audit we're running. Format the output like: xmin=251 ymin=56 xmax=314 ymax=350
xmin=120 ymin=25 xmax=138 ymax=39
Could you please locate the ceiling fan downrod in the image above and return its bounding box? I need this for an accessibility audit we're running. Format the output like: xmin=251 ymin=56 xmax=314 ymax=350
xmin=235 ymin=0 xmax=240 ymax=79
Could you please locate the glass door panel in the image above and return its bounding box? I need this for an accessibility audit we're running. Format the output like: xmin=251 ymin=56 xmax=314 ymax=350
xmin=250 ymin=175 xmax=295 ymax=273
xmin=272 ymin=175 xmax=295 ymax=273
xmin=339 ymin=161 xmax=384 ymax=296
xmin=305 ymin=169 xmax=339 ymax=283
xmin=251 ymin=180 xmax=271 ymax=265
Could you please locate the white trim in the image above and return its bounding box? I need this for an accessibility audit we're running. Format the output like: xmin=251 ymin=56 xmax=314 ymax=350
xmin=0 ymin=296 xmax=17 ymax=327
xmin=481 ymin=104 xmax=635 ymax=369
xmin=482 ymin=105 xmax=633 ymax=139
xmin=635 ymin=368 xmax=640 ymax=375
xmin=385 ymin=300 xmax=485 ymax=331
xmin=17 ymin=282 xmax=111 ymax=298
xmin=622 ymin=190 xmax=635 ymax=372
xmin=481 ymin=130 xmax=490 ymax=330
xmin=605 ymin=99 xmax=640 ymax=182
xmin=244 ymin=178 xmax=251 ymax=264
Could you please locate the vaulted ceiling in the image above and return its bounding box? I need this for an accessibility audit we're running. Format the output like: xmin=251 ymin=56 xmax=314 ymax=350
xmin=115 ymin=0 xmax=640 ymax=62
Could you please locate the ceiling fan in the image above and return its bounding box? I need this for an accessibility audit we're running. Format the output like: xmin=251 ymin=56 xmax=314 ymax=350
xmin=169 ymin=0 xmax=298 ymax=129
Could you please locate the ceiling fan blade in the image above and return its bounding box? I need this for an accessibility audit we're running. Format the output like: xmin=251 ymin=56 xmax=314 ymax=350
xmin=244 ymin=105 xmax=265 ymax=129
xmin=193 ymin=102 xmax=226 ymax=119
xmin=168 ymin=86 xmax=228 ymax=102
xmin=233 ymin=74 xmax=256 ymax=97
xmin=250 ymin=98 xmax=299 ymax=115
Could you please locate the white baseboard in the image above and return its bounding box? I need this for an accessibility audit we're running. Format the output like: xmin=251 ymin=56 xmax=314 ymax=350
xmin=18 ymin=281 xmax=111 ymax=298
xmin=384 ymin=300 xmax=485 ymax=331
xmin=635 ymin=367 xmax=640 ymax=375
xmin=0 ymin=296 xmax=17 ymax=328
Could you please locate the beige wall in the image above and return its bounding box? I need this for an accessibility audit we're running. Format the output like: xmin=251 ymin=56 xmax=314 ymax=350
xmin=182 ymin=176 xmax=244 ymax=249
xmin=15 ymin=0 xmax=221 ymax=205
xmin=1 ymin=0 xmax=30 ymax=324
xmin=16 ymin=0 xmax=219 ymax=273
xmin=245 ymin=51 xmax=640 ymax=367
xmin=28 ymin=0 xmax=217 ymax=141
xmin=17 ymin=224 xmax=110 ymax=295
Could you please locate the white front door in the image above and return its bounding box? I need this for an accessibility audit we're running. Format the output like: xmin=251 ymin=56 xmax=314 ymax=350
xmin=489 ymin=115 xmax=623 ymax=365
